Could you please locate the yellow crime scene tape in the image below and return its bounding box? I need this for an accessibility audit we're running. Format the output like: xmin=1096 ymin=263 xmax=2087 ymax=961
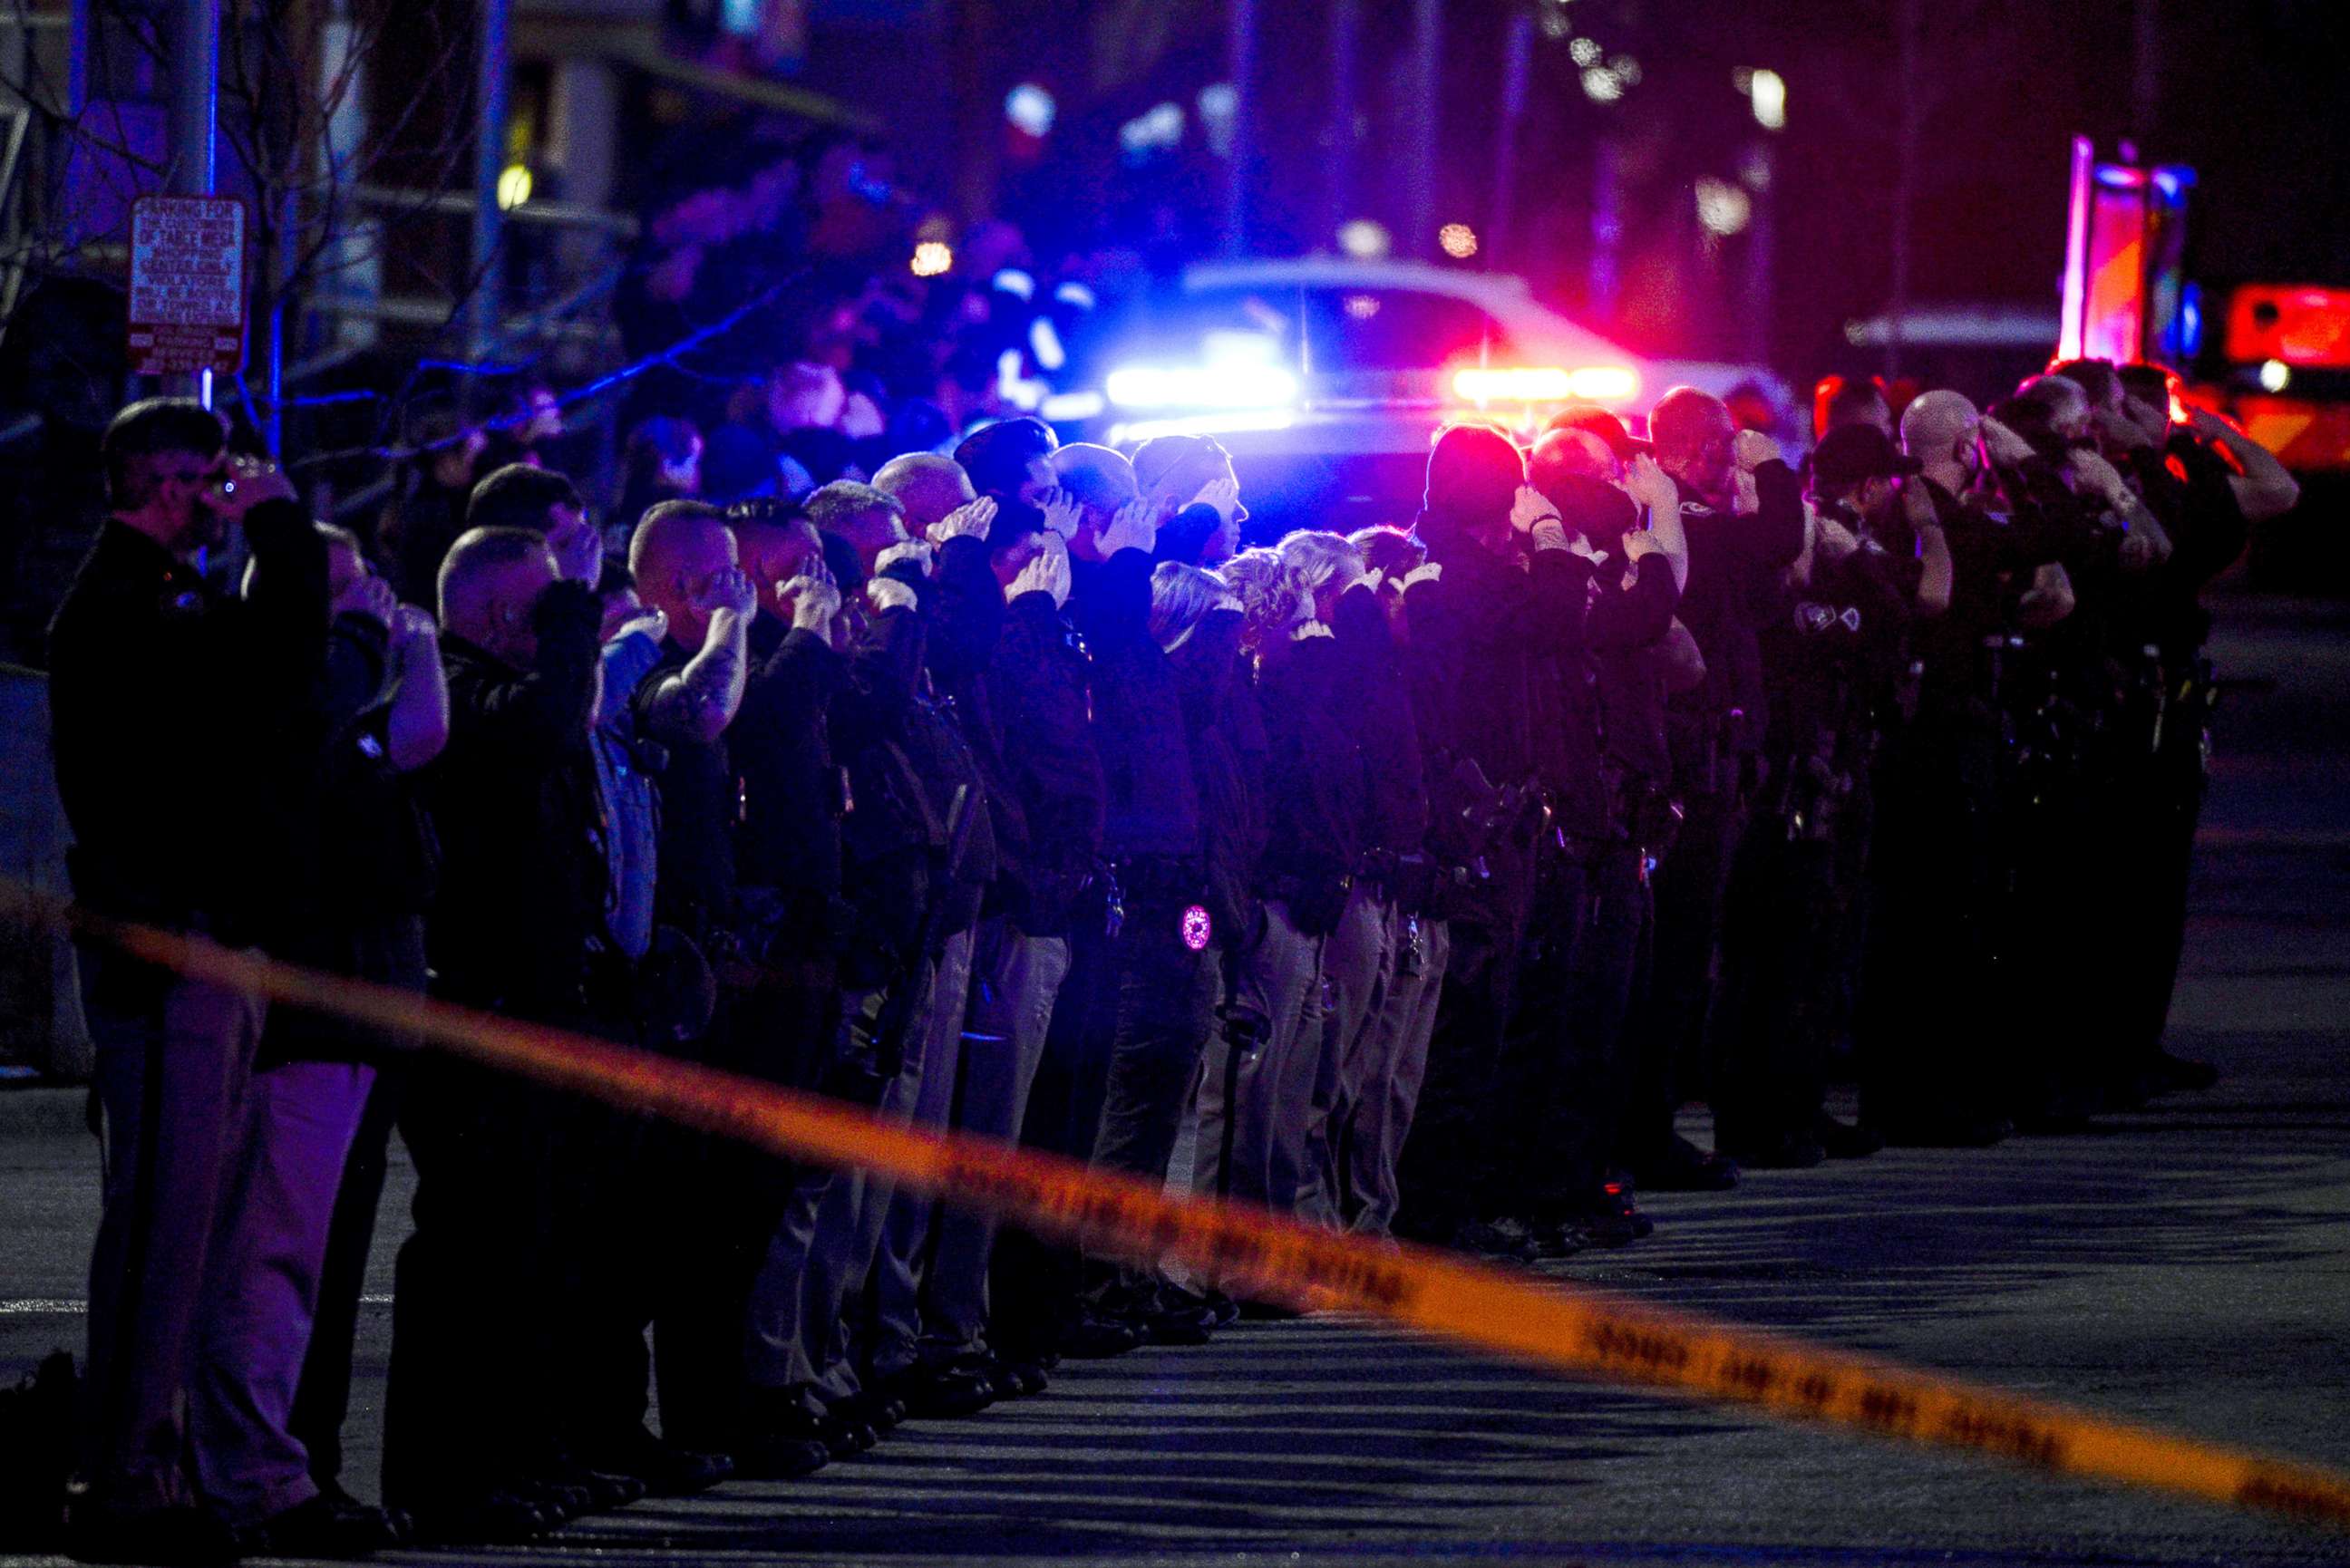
xmin=12 ymin=886 xmax=2350 ymax=1534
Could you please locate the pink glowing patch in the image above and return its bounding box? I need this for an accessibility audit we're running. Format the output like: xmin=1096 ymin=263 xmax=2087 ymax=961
xmin=1180 ymin=905 xmax=1213 ymax=952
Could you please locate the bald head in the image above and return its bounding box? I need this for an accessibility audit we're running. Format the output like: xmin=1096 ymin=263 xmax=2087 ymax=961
xmin=1900 ymin=389 xmax=1979 ymax=488
xmin=2017 ymin=373 xmax=2092 ymax=440
xmin=440 ymin=526 xmax=558 ymax=664
xmin=1529 ymin=426 xmax=1621 ymax=500
xmin=1051 ymin=442 xmax=1137 ymax=515
xmin=1131 ymin=436 xmax=1227 ymax=516
xmin=872 ymin=453 xmax=975 ymax=536
xmin=630 ymin=499 xmax=736 ymax=645
xmin=1648 ymin=387 xmax=1735 ymax=502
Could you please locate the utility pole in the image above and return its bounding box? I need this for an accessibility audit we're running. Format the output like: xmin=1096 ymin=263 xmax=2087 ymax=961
xmin=470 ymin=0 xmax=510 ymax=363
xmin=1743 ymin=140 xmax=1777 ymax=369
xmin=1886 ymin=0 xmax=1920 ymax=380
xmin=1589 ymin=138 xmax=1622 ymax=320
xmin=1326 ymin=0 xmax=1358 ymax=247
xmin=1488 ymin=4 xmax=1531 ymax=271
xmin=1403 ymin=0 xmax=1441 ymax=258
xmin=1223 ymin=0 xmax=1255 ymax=255
xmin=170 ymin=0 xmax=219 ymax=404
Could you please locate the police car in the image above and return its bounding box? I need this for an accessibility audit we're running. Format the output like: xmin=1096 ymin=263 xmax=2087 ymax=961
xmin=1059 ymin=257 xmax=1794 ymax=533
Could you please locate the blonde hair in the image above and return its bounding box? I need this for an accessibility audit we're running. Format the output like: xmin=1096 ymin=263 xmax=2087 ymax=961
xmin=1149 ymin=561 xmax=1227 ymax=652
xmin=1276 ymin=528 xmax=1364 ymax=596
xmin=1217 ymin=547 xmax=1304 ymax=651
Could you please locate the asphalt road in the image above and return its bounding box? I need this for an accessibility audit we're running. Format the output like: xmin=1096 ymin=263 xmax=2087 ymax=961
xmin=4 ymin=590 xmax=2347 ymax=1568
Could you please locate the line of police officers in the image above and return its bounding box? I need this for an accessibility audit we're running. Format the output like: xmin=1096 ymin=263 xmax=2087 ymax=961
xmin=46 ymin=357 xmax=2281 ymax=1563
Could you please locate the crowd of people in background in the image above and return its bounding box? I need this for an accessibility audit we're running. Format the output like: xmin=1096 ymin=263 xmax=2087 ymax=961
xmin=41 ymin=309 xmax=2300 ymax=1563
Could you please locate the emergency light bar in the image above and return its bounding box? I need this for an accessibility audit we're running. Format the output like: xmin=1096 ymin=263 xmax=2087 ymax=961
xmin=1452 ymin=365 xmax=1640 ymax=405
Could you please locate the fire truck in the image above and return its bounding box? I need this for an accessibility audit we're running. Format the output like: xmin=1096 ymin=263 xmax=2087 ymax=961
xmin=2059 ymin=138 xmax=2343 ymax=584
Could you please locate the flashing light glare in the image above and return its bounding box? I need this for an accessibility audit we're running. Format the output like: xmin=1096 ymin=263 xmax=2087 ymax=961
xmin=1452 ymin=365 xmax=1639 ymax=405
xmin=1198 ymin=82 xmax=1238 ymax=122
xmin=2258 ymin=359 xmax=2291 ymax=393
xmin=1337 ymin=218 xmax=1393 ymax=259
xmin=1105 ymin=409 xmax=1297 ymax=447
xmin=496 ymin=163 xmax=533 ymax=210
xmin=1611 ymin=56 xmax=1642 ymax=85
xmin=1028 ymin=316 xmax=1066 ymax=372
xmin=1695 ymin=177 xmax=1753 ymax=237
xmin=910 ymin=240 xmax=954 ymax=277
xmin=1568 ymin=365 xmax=1640 ymax=402
xmin=1104 ymin=363 xmax=1299 ymax=411
xmin=1538 ymin=9 xmax=1571 ymax=40
xmin=1439 ymin=222 xmax=1480 ymax=259
xmin=1054 ymin=280 xmax=1098 ymax=310
xmin=992 ymin=267 xmax=1035 ymax=300
xmin=2180 ymin=283 xmax=2204 ymax=357
xmin=1181 ymin=904 xmax=1214 ymax=952
xmin=1750 ymin=68 xmax=1787 ymax=131
xmin=1569 ymin=36 xmax=1602 ymax=66
xmin=1344 ymin=293 xmax=1381 ymax=320
xmin=1202 ymin=330 xmax=1278 ymax=369
xmin=1119 ymin=101 xmax=1185 ymax=154
xmin=1005 ymin=82 xmax=1055 ymax=138
xmin=1456 ymin=367 xmax=1571 ymax=402
xmin=1581 ymin=66 xmax=1625 ymax=103
xmin=1038 ymin=390 xmax=1105 ymax=423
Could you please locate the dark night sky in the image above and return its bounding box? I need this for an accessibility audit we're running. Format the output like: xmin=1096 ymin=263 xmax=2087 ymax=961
xmin=1019 ymin=0 xmax=2350 ymax=384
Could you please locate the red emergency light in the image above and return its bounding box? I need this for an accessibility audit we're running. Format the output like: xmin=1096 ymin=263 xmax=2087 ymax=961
xmin=2224 ymin=286 xmax=2350 ymax=370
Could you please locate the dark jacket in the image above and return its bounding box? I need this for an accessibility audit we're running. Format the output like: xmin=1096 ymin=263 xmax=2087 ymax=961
xmin=1756 ymin=535 xmax=1919 ymax=770
xmin=1665 ymin=460 xmax=1807 ymax=780
xmin=631 ymin=637 xmax=738 ymax=942
xmin=2137 ymin=433 xmax=2252 ymax=658
xmin=48 ymin=503 xmax=328 ymax=946
xmin=1069 ymin=547 xmax=1201 ymax=865
xmin=1400 ymin=528 xmax=1589 ymax=796
xmin=424 ymin=582 xmax=610 ymax=1014
xmin=1254 ymin=632 xmax=1368 ymax=933
xmin=991 ymin=588 xmax=1107 ymax=934
xmin=1168 ymin=606 xmax=1265 ymax=944
xmin=923 ymin=536 xmax=1040 ymax=916
xmin=1329 ymin=583 xmax=1429 ymax=858
xmin=1909 ymin=472 xmax=2076 ymax=719
xmin=262 ymin=613 xmax=440 ymax=1067
xmin=1588 ymin=558 xmax=1683 ymax=796
xmin=735 ymin=612 xmax=848 ymax=912
xmin=829 ymin=599 xmax=995 ymax=983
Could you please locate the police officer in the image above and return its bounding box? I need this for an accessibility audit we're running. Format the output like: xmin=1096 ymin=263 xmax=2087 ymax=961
xmin=391 ymin=527 xmax=607 ymax=1544
xmin=726 ymin=506 xmax=871 ymax=1476
xmin=1714 ymin=425 xmax=1947 ymax=1166
xmin=1861 ymin=394 xmax=2078 ymax=1145
xmin=1636 ymin=391 xmax=1807 ymax=1186
xmin=49 ymin=401 xmax=331 ymax=1563
xmin=1391 ymin=424 xmax=1591 ymax=1259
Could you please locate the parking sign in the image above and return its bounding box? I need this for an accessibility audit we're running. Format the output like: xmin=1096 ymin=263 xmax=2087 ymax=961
xmin=127 ymin=196 xmax=247 ymax=378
